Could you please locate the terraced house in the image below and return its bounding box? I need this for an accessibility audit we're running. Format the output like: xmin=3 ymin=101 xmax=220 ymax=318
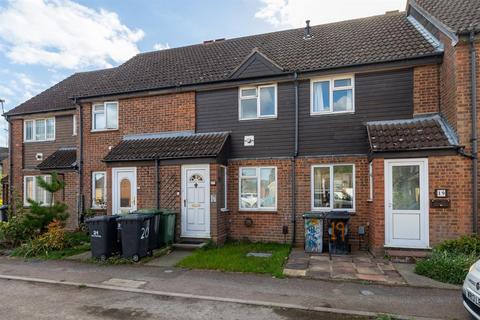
xmin=4 ymin=0 xmax=480 ymax=257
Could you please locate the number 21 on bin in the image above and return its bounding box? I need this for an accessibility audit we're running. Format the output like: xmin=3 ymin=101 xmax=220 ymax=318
xmin=140 ymin=227 xmax=149 ymax=240
xmin=330 ymin=222 xmax=345 ymax=241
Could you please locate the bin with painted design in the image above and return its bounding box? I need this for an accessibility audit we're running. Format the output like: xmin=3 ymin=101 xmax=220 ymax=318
xmin=117 ymin=213 xmax=154 ymax=262
xmin=303 ymin=212 xmax=324 ymax=253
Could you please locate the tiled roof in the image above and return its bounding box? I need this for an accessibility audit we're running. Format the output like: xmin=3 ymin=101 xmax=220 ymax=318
xmin=366 ymin=115 xmax=459 ymax=152
xmin=104 ymin=132 xmax=229 ymax=162
xmin=7 ymin=12 xmax=440 ymax=116
xmin=37 ymin=148 xmax=77 ymax=170
xmin=411 ymin=0 xmax=480 ymax=34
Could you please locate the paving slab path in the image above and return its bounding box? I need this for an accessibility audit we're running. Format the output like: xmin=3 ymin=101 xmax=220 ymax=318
xmin=0 ymin=256 xmax=467 ymax=319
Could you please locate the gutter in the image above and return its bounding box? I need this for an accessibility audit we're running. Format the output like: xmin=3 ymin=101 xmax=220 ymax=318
xmin=72 ymin=98 xmax=84 ymax=225
xmin=470 ymin=30 xmax=478 ymax=234
xmin=291 ymin=71 xmax=299 ymax=245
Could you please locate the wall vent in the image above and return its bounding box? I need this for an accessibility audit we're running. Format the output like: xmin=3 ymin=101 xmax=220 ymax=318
xmin=35 ymin=153 xmax=43 ymax=161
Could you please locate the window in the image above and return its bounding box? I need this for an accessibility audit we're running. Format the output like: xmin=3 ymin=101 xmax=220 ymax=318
xmin=239 ymin=167 xmax=276 ymax=210
xmin=311 ymin=75 xmax=354 ymax=114
xmin=24 ymin=118 xmax=55 ymax=142
xmin=73 ymin=115 xmax=77 ymax=136
xmin=24 ymin=175 xmax=52 ymax=206
xmin=92 ymin=172 xmax=106 ymax=208
xmin=92 ymin=101 xmax=118 ymax=131
xmin=368 ymin=162 xmax=373 ymax=201
xmin=219 ymin=166 xmax=228 ymax=211
xmin=311 ymin=164 xmax=355 ymax=211
xmin=239 ymin=84 xmax=277 ymax=120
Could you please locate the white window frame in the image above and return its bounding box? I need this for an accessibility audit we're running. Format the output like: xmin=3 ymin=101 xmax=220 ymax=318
xmin=23 ymin=118 xmax=56 ymax=142
xmin=73 ymin=114 xmax=77 ymax=136
xmin=23 ymin=175 xmax=52 ymax=206
xmin=310 ymin=74 xmax=355 ymax=115
xmin=238 ymin=84 xmax=277 ymax=120
xmin=91 ymin=101 xmax=118 ymax=131
xmin=239 ymin=166 xmax=277 ymax=211
xmin=311 ymin=164 xmax=355 ymax=212
xmin=220 ymin=165 xmax=228 ymax=211
xmin=92 ymin=171 xmax=107 ymax=209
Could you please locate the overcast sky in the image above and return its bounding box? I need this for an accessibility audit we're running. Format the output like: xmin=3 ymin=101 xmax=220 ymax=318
xmin=0 ymin=0 xmax=406 ymax=146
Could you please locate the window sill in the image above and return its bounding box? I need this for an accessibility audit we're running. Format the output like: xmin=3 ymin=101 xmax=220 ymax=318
xmin=24 ymin=139 xmax=56 ymax=143
xmin=310 ymin=111 xmax=355 ymax=116
xmin=90 ymin=129 xmax=118 ymax=133
xmin=220 ymin=208 xmax=229 ymax=213
xmin=239 ymin=209 xmax=277 ymax=213
xmin=238 ymin=116 xmax=277 ymax=121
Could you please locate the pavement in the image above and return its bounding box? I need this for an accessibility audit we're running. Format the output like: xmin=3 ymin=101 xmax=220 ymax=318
xmin=0 ymin=256 xmax=468 ymax=319
xmin=284 ymin=249 xmax=405 ymax=285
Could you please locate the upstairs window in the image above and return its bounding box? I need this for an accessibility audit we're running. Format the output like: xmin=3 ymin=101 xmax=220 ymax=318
xmin=92 ymin=102 xmax=118 ymax=131
xmin=24 ymin=118 xmax=55 ymax=142
xmin=311 ymin=75 xmax=354 ymax=114
xmin=239 ymin=84 xmax=277 ymax=120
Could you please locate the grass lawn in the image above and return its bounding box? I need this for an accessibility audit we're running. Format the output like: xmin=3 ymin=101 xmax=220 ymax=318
xmin=176 ymin=242 xmax=291 ymax=277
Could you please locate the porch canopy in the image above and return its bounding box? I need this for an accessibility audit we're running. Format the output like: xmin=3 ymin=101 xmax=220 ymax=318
xmin=366 ymin=114 xmax=460 ymax=154
xmin=37 ymin=147 xmax=77 ymax=170
xmin=103 ymin=131 xmax=229 ymax=163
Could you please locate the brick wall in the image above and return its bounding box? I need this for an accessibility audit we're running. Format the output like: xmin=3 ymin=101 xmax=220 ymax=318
xmin=226 ymin=159 xmax=293 ymax=243
xmin=295 ymin=156 xmax=370 ymax=250
xmin=413 ymin=64 xmax=440 ymax=115
xmin=82 ymin=91 xmax=195 ymax=214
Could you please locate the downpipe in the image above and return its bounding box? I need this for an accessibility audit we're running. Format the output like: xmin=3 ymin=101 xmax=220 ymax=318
xmin=72 ymin=98 xmax=84 ymax=225
xmin=291 ymin=71 xmax=299 ymax=245
xmin=470 ymin=30 xmax=478 ymax=234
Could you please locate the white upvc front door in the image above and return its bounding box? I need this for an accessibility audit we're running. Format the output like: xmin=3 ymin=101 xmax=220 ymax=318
xmin=385 ymin=159 xmax=429 ymax=249
xmin=181 ymin=165 xmax=210 ymax=238
xmin=112 ymin=167 xmax=137 ymax=215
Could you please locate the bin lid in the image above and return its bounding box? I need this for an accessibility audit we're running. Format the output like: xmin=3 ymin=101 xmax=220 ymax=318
xmin=117 ymin=213 xmax=154 ymax=221
xmin=159 ymin=208 xmax=176 ymax=215
xmin=303 ymin=211 xmax=350 ymax=220
xmin=86 ymin=215 xmax=118 ymax=222
xmin=135 ymin=208 xmax=163 ymax=215
xmin=0 ymin=204 xmax=8 ymax=210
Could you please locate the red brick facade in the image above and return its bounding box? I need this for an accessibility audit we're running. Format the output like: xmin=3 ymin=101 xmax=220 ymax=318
xmin=413 ymin=64 xmax=440 ymax=115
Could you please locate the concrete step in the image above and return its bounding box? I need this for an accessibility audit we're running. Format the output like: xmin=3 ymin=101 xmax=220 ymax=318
xmin=385 ymin=248 xmax=430 ymax=263
xmin=172 ymin=239 xmax=208 ymax=250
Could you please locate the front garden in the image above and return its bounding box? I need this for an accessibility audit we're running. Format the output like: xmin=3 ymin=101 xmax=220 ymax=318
xmin=415 ymin=235 xmax=480 ymax=285
xmin=176 ymin=241 xmax=291 ymax=277
xmin=0 ymin=173 xmax=90 ymax=260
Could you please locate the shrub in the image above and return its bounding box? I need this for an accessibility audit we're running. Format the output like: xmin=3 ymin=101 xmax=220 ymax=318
xmin=415 ymin=235 xmax=480 ymax=285
xmin=14 ymin=220 xmax=67 ymax=258
xmin=23 ymin=172 xmax=69 ymax=233
xmin=0 ymin=214 xmax=33 ymax=247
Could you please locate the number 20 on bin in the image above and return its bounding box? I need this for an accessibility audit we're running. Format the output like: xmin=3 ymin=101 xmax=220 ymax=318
xmin=330 ymin=222 xmax=345 ymax=241
xmin=140 ymin=227 xmax=149 ymax=240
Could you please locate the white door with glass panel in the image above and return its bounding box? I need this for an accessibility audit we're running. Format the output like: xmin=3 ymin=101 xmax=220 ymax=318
xmin=385 ymin=159 xmax=429 ymax=248
xmin=181 ymin=165 xmax=210 ymax=238
xmin=112 ymin=168 xmax=137 ymax=215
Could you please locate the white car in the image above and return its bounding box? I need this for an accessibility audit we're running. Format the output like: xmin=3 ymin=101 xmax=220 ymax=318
xmin=463 ymin=260 xmax=480 ymax=319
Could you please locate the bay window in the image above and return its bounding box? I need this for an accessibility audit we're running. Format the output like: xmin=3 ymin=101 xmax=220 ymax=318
xmin=24 ymin=175 xmax=52 ymax=206
xmin=311 ymin=164 xmax=355 ymax=211
xmin=311 ymin=75 xmax=354 ymax=114
xmin=92 ymin=172 xmax=107 ymax=208
xmin=24 ymin=118 xmax=55 ymax=142
xmin=240 ymin=167 xmax=276 ymax=210
xmin=92 ymin=101 xmax=118 ymax=131
xmin=239 ymin=84 xmax=277 ymax=120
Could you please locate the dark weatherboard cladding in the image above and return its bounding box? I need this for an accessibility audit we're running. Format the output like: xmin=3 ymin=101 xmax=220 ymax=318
xmin=196 ymin=69 xmax=414 ymax=158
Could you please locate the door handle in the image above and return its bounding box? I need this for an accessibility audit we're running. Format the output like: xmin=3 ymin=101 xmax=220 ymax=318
xmin=184 ymin=199 xmax=187 ymax=207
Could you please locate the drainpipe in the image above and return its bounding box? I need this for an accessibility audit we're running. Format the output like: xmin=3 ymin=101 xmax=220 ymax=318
xmin=470 ymin=30 xmax=478 ymax=234
xmin=291 ymin=71 xmax=299 ymax=245
xmin=6 ymin=116 xmax=12 ymax=207
xmin=155 ymin=159 xmax=160 ymax=209
xmin=73 ymin=98 xmax=84 ymax=224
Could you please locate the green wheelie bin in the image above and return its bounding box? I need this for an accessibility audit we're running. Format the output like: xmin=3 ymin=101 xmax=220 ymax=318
xmin=159 ymin=209 xmax=176 ymax=246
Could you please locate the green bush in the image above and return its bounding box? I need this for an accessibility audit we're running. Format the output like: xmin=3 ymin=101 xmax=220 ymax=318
xmin=415 ymin=235 xmax=480 ymax=285
xmin=0 ymin=215 xmax=34 ymax=247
